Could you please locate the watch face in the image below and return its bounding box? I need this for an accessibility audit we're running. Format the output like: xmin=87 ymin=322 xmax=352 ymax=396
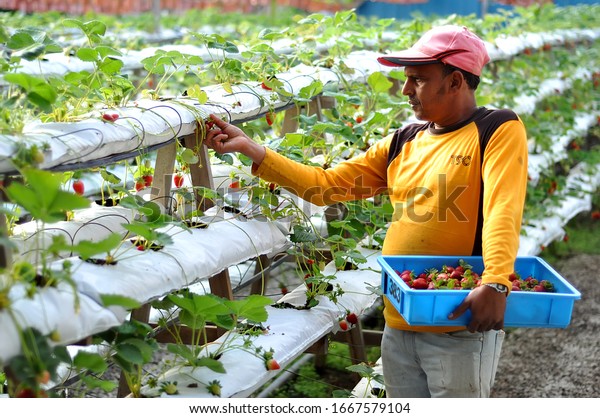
xmin=486 ymin=283 xmax=508 ymax=293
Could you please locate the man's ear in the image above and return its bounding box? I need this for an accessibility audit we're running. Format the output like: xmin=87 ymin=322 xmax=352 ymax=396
xmin=449 ymin=70 xmax=464 ymax=90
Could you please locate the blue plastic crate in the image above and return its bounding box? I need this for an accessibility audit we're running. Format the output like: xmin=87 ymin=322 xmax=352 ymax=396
xmin=379 ymin=255 xmax=581 ymax=328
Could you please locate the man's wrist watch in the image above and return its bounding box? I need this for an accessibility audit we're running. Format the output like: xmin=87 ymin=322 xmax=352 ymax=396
xmin=484 ymin=283 xmax=509 ymax=294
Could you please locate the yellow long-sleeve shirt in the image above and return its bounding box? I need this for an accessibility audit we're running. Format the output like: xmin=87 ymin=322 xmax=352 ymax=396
xmin=253 ymin=107 xmax=528 ymax=332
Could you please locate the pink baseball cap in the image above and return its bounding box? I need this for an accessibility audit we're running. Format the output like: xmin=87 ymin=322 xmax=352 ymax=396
xmin=377 ymin=25 xmax=490 ymax=76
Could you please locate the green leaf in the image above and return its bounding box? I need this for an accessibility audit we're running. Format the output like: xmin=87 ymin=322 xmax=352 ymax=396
xmin=186 ymin=84 xmax=208 ymax=104
xmin=73 ymin=351 xmax=108 ymax=373
xmin=100 ymin=294 xmax=141 ymax=310
xmin=76 ymin=47 xmax=99 ymax=62
xmin=3 ymin=73 xmax=58 ymax=111
xmin=368 ymin=72 xmax=393 ymax=94
xmin=214 ymin=153 xmax=234 ymax=165
xmin=290 ymin=224 xmax=318 ymax=243
xmin=113 ymin=343 xmax=143 ymax=367
xmin=224 ymin=294 xmax=271 ymax=323
xmin=181 ymin=148 xmax=199 ymax=164
xmin=99 ymin=57 xmax=123 ymax=75
xmin=70 ymin=233 xmax=123 ymax=260
xmin=6 ymin=32 xmax=36 ymax=50
xmin=194 ymin=356 xmax=226 ymax=373
xmin=83 ymin=20 xmax=107 ymax=37
xmin=80 ymin=374 xmax=118 ymax=392
xmin=100 ymin=169 xmax=121 ymax=184
xmin=282 ymin=133 xmax=305 ymax=147
xmin=5 ymin=168 xmax=89 ymax=223
xmin=298 ymin=80 xmax=323 ymax=100
xmin=167 ymin=343 xmax=197 ymax=363
xmin=95 ymin=45 xmax=122 ymax=58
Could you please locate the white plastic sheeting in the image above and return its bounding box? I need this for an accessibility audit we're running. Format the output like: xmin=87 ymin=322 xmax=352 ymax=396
xmin=11 ymin=203 xmax=135 ymax=263
xmin=0 ymin=283 xmax=123 ymax=363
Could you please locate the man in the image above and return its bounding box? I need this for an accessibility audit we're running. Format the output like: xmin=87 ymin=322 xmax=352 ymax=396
xmin=204 ymin=25 xmax=528 ymax=398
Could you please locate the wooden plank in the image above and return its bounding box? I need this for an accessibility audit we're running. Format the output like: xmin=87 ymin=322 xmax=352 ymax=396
xmin=151 ymin=141 xmax=177 ymax=212
xmin=183 ymin=133 xmax=215 ymax=211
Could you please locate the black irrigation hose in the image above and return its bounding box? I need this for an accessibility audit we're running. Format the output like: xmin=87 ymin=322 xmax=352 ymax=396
xmin=48 ymin=127 xmax=107 ymax=166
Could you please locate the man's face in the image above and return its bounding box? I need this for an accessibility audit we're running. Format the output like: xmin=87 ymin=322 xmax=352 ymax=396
xmin=401 ymin=63 xmax=453 ymax=125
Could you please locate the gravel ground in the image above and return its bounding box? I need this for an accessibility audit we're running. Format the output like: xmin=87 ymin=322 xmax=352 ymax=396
xmin=491 ymin=254 xmax=600 ymax=398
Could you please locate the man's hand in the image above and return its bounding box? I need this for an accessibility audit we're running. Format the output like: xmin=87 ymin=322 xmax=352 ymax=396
xmin=204 ymin=114 xmax=266 ymax=165
xmin=448 ymin=285 xmax=507 ymax=332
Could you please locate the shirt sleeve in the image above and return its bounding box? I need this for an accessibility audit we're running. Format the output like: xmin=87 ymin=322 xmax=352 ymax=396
xmin=480 ymin=117 xmax=529 ymax=290
xmin=252 ymin=137 xmax=392 ymax=206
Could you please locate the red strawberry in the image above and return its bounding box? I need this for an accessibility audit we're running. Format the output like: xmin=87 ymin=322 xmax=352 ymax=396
xmin=229 ymin=180 xmax=240 ymax=189
xmin=346 ymin=312 xmax=358 ymax=325
xmin=533 ymin=284 xmax=546 ymax=292
xmin=101 ymin=112 xmax=119 ymax=122
xmin=591 ymin=211 xmax=600 ymax=220
xmin=15 ymin=387 xmax=37 ymax=398
xmin=280 ymin=286 xmax=288 ymax=295
xmin=411 ymin=278 xmax=429 ymax=289
xmin=450 ymin=270 xmax=463 ymax=279
xmin=266 ymin=358 xmax=280 ymax=371
xmin=135 ymin=180 xmax=145 ymax=191
xmin=142 ymin=174 xmax=153 ymax=187
xmin=400 ymin=272 xmax=412 ymax=282
xmin=355 ymin=115 xmax=363 ymax=123
xmin=261 ymin=81 xmax=272 ymax=90
xmin=173 ymin=173 xmax=184 ymax=188
xmin=72 ymin=179 xmax=85 ymax=195
xmin=338 ymin=319 xmax=349 ymax=331
xmin=265 ymin=111 xmax=275 ymax=126
xmin=205 ymin=120 xmax=215 ymax=130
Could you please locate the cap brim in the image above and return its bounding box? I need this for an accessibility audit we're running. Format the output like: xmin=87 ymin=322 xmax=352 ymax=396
xmin=377 ymin=56 xmax=440 ymax=67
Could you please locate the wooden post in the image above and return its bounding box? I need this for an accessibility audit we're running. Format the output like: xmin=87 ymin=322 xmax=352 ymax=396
xmin=183 ymin=133 xmax=215 ymax=211
xmin=151 ymin=141 xmax=177 ymax=213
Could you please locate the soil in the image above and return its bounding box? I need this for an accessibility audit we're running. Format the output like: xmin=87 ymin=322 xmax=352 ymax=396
xmin=490 ymin=253 xmax=600 ymax=398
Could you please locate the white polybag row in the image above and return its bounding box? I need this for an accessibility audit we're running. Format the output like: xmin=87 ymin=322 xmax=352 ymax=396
xmin=528 ymin=110 xmax=600 ymax=186
xmin=140 ymin=246 xmax=383 ymax=398
xmin=0 ymin=207 xmax=290 ymax=364
xmin=0 ymin=50 xmax=395 ymax=174
xmin=518 ymin=161 xmax=600 ymax=257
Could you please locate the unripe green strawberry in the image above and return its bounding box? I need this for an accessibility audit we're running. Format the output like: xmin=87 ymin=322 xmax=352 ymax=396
xmin=206 ymin=380 xmax=222 ymax=397
xmin=161 ymin=381 xmax=178 ymax=395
